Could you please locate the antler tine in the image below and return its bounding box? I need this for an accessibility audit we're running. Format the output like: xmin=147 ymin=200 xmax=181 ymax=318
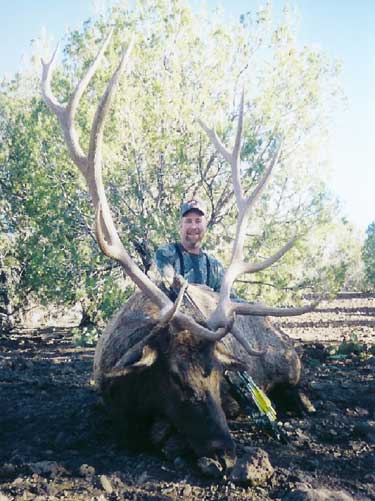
xmin=197 ymin=93 xmax=249 ymax=311
xmin=198 ymin=90 xmax=245 ymax=208
xmin=240 ymin=234 xmax=297 ymax=274
xmin=197 ymin=119 xmax=232 ymax=164
xmin=233 ymin=88 xmax=245 ymax=159
xmin=174 ymin=313 xmax=227 ymax=340
xmin=67 ymin=29 xmax=114 ymax=127
xmin=88 ymin=35 xmax=134 ymax=172
xmin=227 ymin=141 xmax=281 ymax=265
xmin=232 ymin=88 xmax=245 ymax=207
xmin=231 ymin=324 xmax=264 ymax=357
xmin=223 ymin=140 xmax=284 ymax=290
xmin=229 ymin=298 xmax=321 ymax=317
xmin=244 ymin=140 xmax=283 ymax=212
xmin=41 ymin=44 xmax=63 ymax=116
xmin=87 ymin=37 xmax=162 ymax=306
xmin=42 ymin=41 xmax=96 ymax=173
xmin=86 ymin=35 xmax=134 ymax=240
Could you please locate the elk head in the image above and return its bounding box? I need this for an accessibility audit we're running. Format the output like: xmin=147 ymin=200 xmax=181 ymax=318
xmin=41 ymin=31 xmax=316 ymax=358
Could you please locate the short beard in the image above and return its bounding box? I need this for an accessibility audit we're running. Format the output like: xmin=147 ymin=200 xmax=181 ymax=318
xmin=182 ymin=234 xmax=202 ymax=251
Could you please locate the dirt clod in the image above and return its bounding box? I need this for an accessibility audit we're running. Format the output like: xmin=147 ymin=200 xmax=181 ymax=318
xmin=99 ymin=474 xmax=113 ymax=494
xmin=78 ymin=464 xmax=95 ymax=477
xmin=230 ymin=447 xmax=274 ymax=486
xmin=182 ymin=484 xmax=192 ymax=496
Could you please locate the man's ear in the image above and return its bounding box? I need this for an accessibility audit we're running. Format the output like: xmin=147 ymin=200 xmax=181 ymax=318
xmin=104 ymin=345 xmax=158 ymax=379
xmin=214 ymin=343 xmax=247 ymax=371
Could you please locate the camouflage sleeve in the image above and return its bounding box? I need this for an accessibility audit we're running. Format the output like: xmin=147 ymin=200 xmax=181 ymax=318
xmin=154 ymin=244 xmax=178 ymax=277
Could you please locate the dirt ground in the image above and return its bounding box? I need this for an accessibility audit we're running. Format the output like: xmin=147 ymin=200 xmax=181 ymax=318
xmin=0 ymin=293 xmax=374 ymax=500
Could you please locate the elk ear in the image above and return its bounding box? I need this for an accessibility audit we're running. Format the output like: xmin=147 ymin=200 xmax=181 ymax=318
xmin=105 ymin=345 xmax=158 ymax=379
xmin=214 ymin=343 xmax=247 ymax=371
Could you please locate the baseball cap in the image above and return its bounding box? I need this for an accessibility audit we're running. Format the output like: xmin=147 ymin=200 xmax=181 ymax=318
xmin=180 ymin=198 xmax=206 ymax=217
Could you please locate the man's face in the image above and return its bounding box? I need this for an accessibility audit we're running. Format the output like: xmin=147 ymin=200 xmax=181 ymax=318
xmin=180 ymin=210 xmax=207 ymax=251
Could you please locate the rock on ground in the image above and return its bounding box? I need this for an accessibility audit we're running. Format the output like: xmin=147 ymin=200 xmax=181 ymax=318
xmin=230 ymin=447 xmax=274 ymax=486
xmin=283 ymin=486 xmax=358 ymax=500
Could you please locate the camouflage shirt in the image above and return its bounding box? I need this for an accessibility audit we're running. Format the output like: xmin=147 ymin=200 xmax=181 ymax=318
xmin=155 ymin=243 xmax=245 ymax=303
xmin=155 ymin=243 xmax=224 ymax=292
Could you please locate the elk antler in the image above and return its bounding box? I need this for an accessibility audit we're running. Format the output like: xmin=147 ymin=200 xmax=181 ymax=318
xmin=42 ymin=32 xmax=316 ymax=358
xmin=199 ymin=91 xmax=318 ymax=331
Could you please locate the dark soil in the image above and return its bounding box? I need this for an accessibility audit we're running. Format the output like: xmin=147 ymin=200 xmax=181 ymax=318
xmin=1 ymin=295 xmax=374 ymax=500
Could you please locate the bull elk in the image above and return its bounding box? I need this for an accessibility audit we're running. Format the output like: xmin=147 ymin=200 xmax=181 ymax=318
xmin=41 ymin=32 xmax=316 ymax=470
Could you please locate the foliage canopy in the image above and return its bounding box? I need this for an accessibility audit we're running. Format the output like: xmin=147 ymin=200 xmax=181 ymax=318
xmin=0 ymin=0 xmax=363 ymax=328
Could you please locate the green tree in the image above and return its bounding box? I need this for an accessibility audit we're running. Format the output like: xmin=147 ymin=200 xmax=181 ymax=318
xmin=0 ymin=90 xmax=128 ymax=328
xmin=362 ymin=222 xmax=375 ymax=290
xmin=0 ymin=0 xmax=360 ymax=327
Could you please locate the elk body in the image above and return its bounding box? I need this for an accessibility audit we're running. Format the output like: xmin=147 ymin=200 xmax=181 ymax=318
xmin=41 ymin=32 xmax=315 ymax=471
xmin=93 ymin=285 xmax=302 ymax=466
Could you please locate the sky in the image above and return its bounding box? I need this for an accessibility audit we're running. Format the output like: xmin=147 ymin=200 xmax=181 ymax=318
xmin=1 ymin=0 xmax=374 ymax=234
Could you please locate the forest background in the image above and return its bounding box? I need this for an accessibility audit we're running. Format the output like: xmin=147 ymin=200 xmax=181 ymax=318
xmin=1 ymin=0 xmax=374 ymax=337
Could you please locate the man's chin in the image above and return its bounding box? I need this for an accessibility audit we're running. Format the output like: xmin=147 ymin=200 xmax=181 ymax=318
xmin=188 ymin=240 xmax=200 ymax=245
xmin=184 ymin=238 xmax=202 ymax=250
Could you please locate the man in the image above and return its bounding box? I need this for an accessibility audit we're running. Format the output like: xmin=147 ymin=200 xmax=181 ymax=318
xmin=155 ymin=198 xmax=238 ymax=296
xmin=155 ymin=198 xmax=224 ymax=291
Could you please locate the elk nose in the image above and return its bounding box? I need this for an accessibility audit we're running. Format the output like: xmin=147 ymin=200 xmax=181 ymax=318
xmin=207 ymin=439 xmax=236 ymax=470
